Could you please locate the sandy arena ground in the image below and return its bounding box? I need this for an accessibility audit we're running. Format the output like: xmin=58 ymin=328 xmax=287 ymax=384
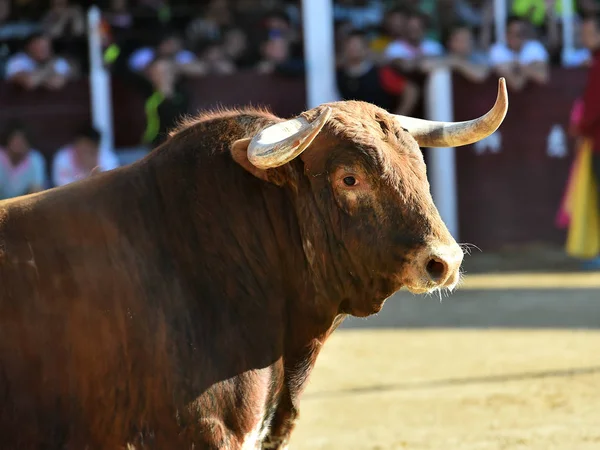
xmin=288 ymin=246 xmax=600 ymax=450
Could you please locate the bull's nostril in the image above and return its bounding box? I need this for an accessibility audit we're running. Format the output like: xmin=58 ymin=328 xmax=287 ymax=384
xmin=426 ymin=258 xmax=447 ymax=283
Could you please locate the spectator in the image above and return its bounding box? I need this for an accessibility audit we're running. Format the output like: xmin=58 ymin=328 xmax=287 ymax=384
xmin=337 ymin=31 xmax=420 ymax=116
xmin=198 ymin=41 xmax=236 ymax=74
xmin=41 ymin=0 xmax=85 ymax=41
xmin=41 ymin=0 xmax=86 ymax=71
xmin=421 ymin=23 xmax=490 ymax=83
xmin=574 ymin=13 xmax=600 ymax=268
xmin=4 ymin=32 xmax=74 ymax=90
xmin=258 ymin=9 xmax=302 ymax=61
xmin=433 ymin=0 xmax=492 ymax=43
xmin=262 ymin=8 xmax=297 ymax=42
xmin=510 ymin=0 xmax=564 ymax=62
xmin=128 ymin=31 xmax=206 ymax=76
xmin=370 ymin=7 xmax=408 ymax=57
xmin=0 ymin=121 xmax=47 ymax=199
xmin=446 ymin=23 xmax=489 ymax=63
xmin=255 ymin=33 xmax=304 ymax=76
xmin=186 ymin=0 xmax=233 ymax=46
xmin=383 ymin=11 xmax=445 ymax=68
xmin=140 ymin=58 xmax=189 ymax=148
xmin=52 ymin=127 xmax=119 ymax=187
xmin=222 ymin=27 xmax=253 ymax=69
xmin=488 ymin=16 xmax=550 ymax=91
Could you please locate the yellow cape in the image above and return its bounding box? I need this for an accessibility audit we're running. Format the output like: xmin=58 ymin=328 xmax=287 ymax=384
xmin=565 ymin=139 xmax=600 ymax=259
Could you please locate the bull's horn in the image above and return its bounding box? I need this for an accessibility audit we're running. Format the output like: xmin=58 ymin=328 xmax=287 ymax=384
xmin=394 ymin=78 xmax=508 ymax=148
xmin=247 ymin=107 xmax=332 ymax=170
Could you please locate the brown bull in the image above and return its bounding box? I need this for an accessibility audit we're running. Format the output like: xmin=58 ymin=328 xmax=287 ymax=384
xmin=0 ymin=79 xmax=507 ymax=449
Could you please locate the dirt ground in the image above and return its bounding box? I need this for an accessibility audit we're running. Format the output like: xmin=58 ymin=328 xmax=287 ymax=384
xmin=288 ymin=245 xmax=600 ymax=450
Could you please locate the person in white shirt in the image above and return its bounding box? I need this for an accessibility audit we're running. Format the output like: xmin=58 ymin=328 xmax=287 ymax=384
xmin=0 ymin=121 xmax=47 ymax=199
xmin=488 ymin=16 xmax=550 ymax=91
xmin=384 ymin=11 xmax=445 ymax=62
xmin=52 ymin=126 xmax=120 ymax=187
xmin=4 ymin=33 xmax=73 ymax=90
xmin=420 ymin=24 xmax=490 ymax=83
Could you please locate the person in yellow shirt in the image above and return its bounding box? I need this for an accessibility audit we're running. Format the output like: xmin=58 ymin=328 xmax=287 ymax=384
xmin=370 ymin=7 xmax=409 ymax=58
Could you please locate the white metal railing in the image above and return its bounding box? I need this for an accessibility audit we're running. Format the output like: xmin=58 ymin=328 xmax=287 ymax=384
xmin=87 ymin=6 xmax=114 ymax=155
xmin=561 ymin=0 xmax=576 ymax=66
xmin=494 ymin=0 xmax=507 ymax=45
xmin=425 ymin=68 xmax=459 ymax=240
xmin=301 ymin=0 xmax=338 ymax=107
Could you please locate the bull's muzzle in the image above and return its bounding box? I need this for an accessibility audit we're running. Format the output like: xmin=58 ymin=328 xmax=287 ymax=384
xmin=407 ymin=243 xmax=464 ymax=293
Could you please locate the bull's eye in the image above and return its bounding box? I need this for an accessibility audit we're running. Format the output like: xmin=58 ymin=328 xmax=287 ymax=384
xmin=343 ymin=176 xmax=357 ymax=186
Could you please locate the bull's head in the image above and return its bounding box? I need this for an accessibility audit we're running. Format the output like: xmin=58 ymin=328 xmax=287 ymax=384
xmin=231 ymin=78 xmax=508 ymax=317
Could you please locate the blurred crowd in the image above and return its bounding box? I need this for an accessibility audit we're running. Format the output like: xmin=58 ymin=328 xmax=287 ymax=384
xmin=1 ymin=0 xmax=600 ymax=201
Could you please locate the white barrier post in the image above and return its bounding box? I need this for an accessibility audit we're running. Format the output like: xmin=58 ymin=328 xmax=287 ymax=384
xmin=87 ymin=6 xmax=114 ymax=154
xmin=494 ymin=0 xmax=507 ymax=44
xmin=561 ymin=0 xmax=575 ymax=65
xmin=425 ymin=68 xmax=459 ymax=240
xmin=301 ymin=0 xmax=338 ymax=108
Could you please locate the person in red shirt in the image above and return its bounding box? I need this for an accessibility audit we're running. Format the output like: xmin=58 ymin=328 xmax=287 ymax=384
xmin=336 ymin=30 xmax=420 ymax=116
xmin=576 ymin=13 xmax=600 ymax=269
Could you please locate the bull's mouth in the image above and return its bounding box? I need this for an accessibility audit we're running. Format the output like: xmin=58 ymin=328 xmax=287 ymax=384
xmin=405 ymin=285 xmax=434 ymax=295
xmin=404 ymin=277 xmax=461 ymax=295
xmin=402 ymin=273 xmax=461 ymax=295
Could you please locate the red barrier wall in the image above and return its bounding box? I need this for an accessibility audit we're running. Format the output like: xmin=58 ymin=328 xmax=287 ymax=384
xmin=111 ymin=73 xmax=307 ymax=147
xmin=0 ymin=80 xmax=92 ymax=156
xmin=452 ymin=70 xmax=586 ymax=249
xmin=0 ymin=69 xmax=589 ymax=249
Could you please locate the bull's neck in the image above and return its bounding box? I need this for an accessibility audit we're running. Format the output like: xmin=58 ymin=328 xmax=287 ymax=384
xmin=150 ymin=143 xmax=340 ymax=334
xmin=143 ymin=134 xmax=345 ymax=413
xmin=144 ymin=124 xmax=345 ymax=356
xmin=252 ymin=183 xmax=341 ymax=337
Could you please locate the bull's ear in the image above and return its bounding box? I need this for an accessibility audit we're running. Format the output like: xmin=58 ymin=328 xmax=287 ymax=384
xmin=231 ymin=138 xmax=283 ymax=185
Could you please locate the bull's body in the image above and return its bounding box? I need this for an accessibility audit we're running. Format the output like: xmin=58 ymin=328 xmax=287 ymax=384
xmin=0 ymin=111 xmax=325 ymax=449
xmin=0 ymin=84 xmax=507 ymax=449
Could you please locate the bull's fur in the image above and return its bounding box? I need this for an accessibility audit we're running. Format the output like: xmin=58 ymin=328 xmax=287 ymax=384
xmin=0 ymin=102 xmax=457 ymax=449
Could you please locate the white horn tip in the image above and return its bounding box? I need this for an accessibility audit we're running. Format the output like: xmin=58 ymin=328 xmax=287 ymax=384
xmin=498 ymin=78 xmax=508 ymax=103
xmin=496 ymin=77 xmax=509 ymax=117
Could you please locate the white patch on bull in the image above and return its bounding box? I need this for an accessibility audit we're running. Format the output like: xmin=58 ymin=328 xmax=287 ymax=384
xmin=302 ymin=238 xmax=315 ymax=267
xmin=241 ymin=418 xmax=271 ymax=450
